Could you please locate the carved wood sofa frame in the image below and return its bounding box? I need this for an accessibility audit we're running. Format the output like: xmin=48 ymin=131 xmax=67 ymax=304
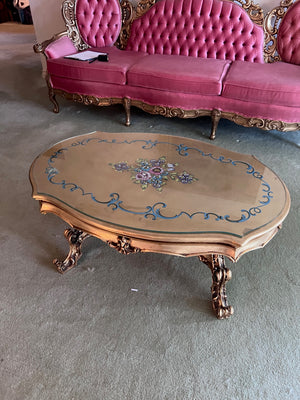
xmin=34 ymin=0 xmax=300 ymax=139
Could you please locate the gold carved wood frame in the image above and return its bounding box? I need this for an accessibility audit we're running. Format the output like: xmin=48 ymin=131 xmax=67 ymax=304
xmin=62 ymin=0 xmax=89 ymax=50
xmin=264 ymin=0 xmax=298 ymax=63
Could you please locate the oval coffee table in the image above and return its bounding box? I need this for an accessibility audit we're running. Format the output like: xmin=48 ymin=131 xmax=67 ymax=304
xmin=29 ymin=131 xmax=290 ymax=319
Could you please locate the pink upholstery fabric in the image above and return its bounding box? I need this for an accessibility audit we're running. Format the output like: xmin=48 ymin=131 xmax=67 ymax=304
xmin=126 ymin=0 xmax=264 ymax=62
xmin=76 ymin=0 xmax=121 ymax=47
xmin=50 ymin=75 xmax=127 ymax=98
xmin=47 ymin=47 xmax=147 ymax=85
xmin=277 ymin=0 xmax=300 ymax=65
xmin=127 ymin=54 xmax=231 ymax=95
xmin=222 ymin=61 xmax=300 ymax=107
xmin=45 ymin=36 xmax=77 ymax=59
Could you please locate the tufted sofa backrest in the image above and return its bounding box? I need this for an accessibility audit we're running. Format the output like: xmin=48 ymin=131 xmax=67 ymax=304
xmin=126 ymin=0 xmax=264 ymax=62
xmin=75 ymin=0 xmax=122 ymax=48
xmin=277 ymin=0 xmax=300 ymax=65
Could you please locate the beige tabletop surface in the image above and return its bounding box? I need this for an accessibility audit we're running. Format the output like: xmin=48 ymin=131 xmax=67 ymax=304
xmin=30 ymin=131 xmax=290 ymax=256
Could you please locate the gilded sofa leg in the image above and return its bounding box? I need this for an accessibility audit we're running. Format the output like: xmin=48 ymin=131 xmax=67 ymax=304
xmin=199 ymin=254 xmax=234 ymax=319
xmin=123 ymin=97 xmax=131 ymax=126
xmin=49 ymin=89 xmax=59 ymax=113
xmin=46 ymin=74 xmax=59 ymax=113
xmin=210 ymin=109 xmax=221 ymax=140
xmin=53 ymin=228 xmax=90 ymax=274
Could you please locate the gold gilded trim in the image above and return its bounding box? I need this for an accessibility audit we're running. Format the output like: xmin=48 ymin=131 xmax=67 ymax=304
xmin=129 ymin=100 xmax=216 ymax=139
xmin=35 ymin=192 xmax=288 ymax=265
xmin=199 ymin=255 xmax=234 ymax=319
xmin=135 ymin=0 xmax=157 ymax=17
xmin=54 ymin=228 xmax=91 ymax=273
xmin=62 ymin=0 xmax=89 ymax=50
xmin=221 ymin=111 xmax=300 ymax=132
xmin=53 ymin=88 xmax=123 ymax=108
xmin=264 ymin=0 xmax=297 ymax=63
xmin=49 ymin=89 xmax=300 ymax=138
xmin=46 ymin=74 xmax=60 ymax=113
xmin=232 ymin=0 xmax=264 ymax=26
xmin=126 ymin=101 xmax=300 ymax=137
xmin=33 ymin=31 xmax=68 ymax=57
xmin=118 ymin=0 xmax=156 ymax=49
xmin=115 ymin=0 xmax=134 ymax=49
xmin=131 ymin=100 xmax=212 ymax=119
xmin=107 ymin=236 xmax=141 ymax=255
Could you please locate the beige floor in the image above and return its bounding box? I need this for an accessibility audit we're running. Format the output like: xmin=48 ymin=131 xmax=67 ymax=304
xmin=0 ymin=22 xmax=299 ymax=400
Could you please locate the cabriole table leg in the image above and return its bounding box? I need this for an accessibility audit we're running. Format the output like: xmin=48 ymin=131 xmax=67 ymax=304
xmin=53 ymin=228 xmax=90 ymax=274
xmin=199 ymin=254 xmax=234 ymax=319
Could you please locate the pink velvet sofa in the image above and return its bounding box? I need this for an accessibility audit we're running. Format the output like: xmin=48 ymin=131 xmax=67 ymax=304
xmin=34 ymin=0 xmax=300 ymax=139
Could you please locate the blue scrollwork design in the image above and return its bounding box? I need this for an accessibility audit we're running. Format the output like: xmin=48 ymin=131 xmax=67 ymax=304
xmin=44 ymin=137 xmax=273 ymax=223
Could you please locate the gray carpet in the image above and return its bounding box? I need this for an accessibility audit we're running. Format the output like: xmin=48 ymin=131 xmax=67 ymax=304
xmin=0 ymin=22 xmax=299 ymax=400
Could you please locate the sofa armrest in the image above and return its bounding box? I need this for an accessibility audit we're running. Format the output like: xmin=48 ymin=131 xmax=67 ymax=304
xmin=33 ymin=31 xmax=77 ymax=60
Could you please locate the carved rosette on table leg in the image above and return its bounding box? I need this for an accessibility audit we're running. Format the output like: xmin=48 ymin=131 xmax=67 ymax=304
xmin=199 ymin=254 xmax=234 ymax=319
xmin=107 ymin=236 xmax=141 ymax=255
xmin=54 ymin=228 xmax=91 ymax=274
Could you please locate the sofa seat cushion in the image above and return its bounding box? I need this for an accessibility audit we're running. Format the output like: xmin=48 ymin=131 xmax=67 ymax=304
xmin=222 ymin=61 xmax=300 ymax=107
xmin=127 ymin=54 xmax=231 ymax=95
xmin=47 ymin=47 xmax=147 ymax=86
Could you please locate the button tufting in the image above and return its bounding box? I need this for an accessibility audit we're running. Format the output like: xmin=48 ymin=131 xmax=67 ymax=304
xmin=124 ymin=0 xmax=264 ymax=62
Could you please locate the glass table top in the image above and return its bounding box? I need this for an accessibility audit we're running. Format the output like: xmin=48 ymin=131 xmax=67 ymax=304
xmin=30 ymin=131 xmax=290 ymax=242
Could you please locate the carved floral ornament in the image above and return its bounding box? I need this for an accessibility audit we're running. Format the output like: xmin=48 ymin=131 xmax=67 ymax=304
xmin=107 ymin=236 xmax=141 ymax=255
xmin=231 ymin=0 xmax=264 ymax=25
xmin=62 ymin=0 xmax=89 ymax=50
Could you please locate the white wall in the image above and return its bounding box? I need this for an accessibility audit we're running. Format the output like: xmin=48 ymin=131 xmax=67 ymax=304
xmin=260 ymin=0 xmax=276 ymax=13
xmin=30 ymin=0 xmax=65 ymax=43
xmin=30 ymin=0 xmax=278 ymax=44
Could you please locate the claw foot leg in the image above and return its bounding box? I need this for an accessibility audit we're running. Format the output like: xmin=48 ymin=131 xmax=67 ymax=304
xmin=53 ymin=228 xmax=90 ymax=274
xmin=199 ymin=254 xmax=234 ymax=319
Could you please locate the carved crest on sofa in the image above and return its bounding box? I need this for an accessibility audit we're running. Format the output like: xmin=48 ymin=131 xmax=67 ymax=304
xmin=62 ymin=0 xmax=88 ymax=51
xmin=61 ymin=0 xmax=264 ymax=51
xmin=264 ymin=0 xmax=300 ymax=63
